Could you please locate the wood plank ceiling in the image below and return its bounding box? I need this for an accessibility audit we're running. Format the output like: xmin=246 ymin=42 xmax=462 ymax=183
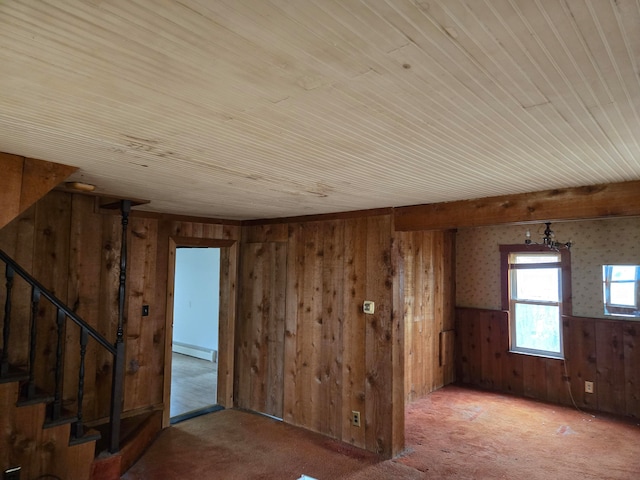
xmin=0 ymin=1 xmax=639 ymax=220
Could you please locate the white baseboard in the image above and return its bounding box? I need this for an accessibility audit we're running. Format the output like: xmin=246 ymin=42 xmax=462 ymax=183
xmin=172 ymin=342 xmax=217 ymax=362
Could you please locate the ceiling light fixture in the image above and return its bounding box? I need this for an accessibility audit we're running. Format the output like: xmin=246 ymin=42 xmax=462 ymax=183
xmin=65 ymin=181 xmax=96 ymax=192
xmin=524 ymin=222 xmax=571 ymax=251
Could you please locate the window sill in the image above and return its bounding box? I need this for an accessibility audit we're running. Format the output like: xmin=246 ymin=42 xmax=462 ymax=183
xmin=509 ymin=349 xmax=564 ymax=361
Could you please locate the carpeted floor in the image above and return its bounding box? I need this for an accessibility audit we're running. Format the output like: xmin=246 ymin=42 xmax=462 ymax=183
xmin=122 ymin=385 xmax=640 ymax=479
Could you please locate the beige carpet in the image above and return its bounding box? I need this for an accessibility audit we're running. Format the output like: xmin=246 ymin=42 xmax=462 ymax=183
xmin=123 ymin=385 xmax=640 ymax=479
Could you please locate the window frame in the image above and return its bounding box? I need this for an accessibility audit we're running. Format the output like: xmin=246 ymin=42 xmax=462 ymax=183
xmin=603 ymin=265 xmax=640 ymax=317
xmin=500 ymin=244 xmax=572 ymax=359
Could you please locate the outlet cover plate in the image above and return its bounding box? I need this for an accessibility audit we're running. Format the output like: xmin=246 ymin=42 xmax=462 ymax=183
xmin=351 ymin=410 xmax=361 ymax=427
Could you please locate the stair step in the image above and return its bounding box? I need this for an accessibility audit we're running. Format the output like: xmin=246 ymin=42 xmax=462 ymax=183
xmin=70 ymin=428 xmax=101 ymax=447
xmin=17 ymin=389 xmax=55 ymax=407
xmin=44 ymin=406 xmax=78 ymax=429
xmin=0 ymin=364 xmax=29 ymax=384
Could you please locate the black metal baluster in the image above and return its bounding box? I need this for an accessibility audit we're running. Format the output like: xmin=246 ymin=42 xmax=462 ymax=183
xmin=109 ymin=199 xmax=130 ymax=453
xmin=73 ymin=327 xmax=89 ymax=439
xmin=1 ymin=264 xmax=14 ymax=376
xmin=25 ymin=287 xmax=41 ymax=399
xmin=50 ymin=307 xmax=65 ymax=420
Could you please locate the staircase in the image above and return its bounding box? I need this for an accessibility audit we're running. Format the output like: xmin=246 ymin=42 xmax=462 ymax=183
xmin=1 ymin=154 xmax=161 ymax=479
xmin=0 ymin=202 xmax=130 ymax=479
xmin=0 ymin=380 xmax=98 ymax=479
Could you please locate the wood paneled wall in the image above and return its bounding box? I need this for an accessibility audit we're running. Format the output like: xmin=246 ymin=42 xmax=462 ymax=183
xmin=456 ymin=307 xmax=640 ymax=417
xmin=1 ymin=189 xmax=461 ymax=462
xmin=397 ymin=230 xmax=456 ymax=403
xmin=0 ymin=152 xmax=77 ymax=230
xmin=0 ymin=191 xmax=240 ymax=425
xmin=236 ymin=241 xmax=287 ymax=418
xmin=239 ymin=216 xmax=405 ymax=457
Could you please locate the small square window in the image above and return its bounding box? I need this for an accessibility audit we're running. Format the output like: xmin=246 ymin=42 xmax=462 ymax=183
xmin=603 ymin=265 xmax=640 ymax=317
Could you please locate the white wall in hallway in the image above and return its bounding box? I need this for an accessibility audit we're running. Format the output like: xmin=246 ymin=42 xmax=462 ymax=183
xmin=173 ymin=247 xmax=220 ymax=356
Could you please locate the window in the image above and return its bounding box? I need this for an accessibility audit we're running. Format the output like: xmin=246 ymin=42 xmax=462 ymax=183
xmin=603 ymin=265 xmax=640 ymax=317
xmin=500 ymin=245 xmax=571 ymax=359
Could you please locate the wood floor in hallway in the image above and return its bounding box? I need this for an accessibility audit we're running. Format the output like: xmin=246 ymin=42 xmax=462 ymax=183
xmin=170 ymin=352 xmax=218 ymax=418
xmin=124 ymin=385 xmax=640 ymax=479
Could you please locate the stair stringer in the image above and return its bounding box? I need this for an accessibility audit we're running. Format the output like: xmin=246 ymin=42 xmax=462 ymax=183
xmin=1 ymin=381 xmax=96 ymax=479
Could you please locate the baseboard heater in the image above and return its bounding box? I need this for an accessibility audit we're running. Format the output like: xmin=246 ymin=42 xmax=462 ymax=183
xmin=172 ymin=341 xmax=217 ymax=362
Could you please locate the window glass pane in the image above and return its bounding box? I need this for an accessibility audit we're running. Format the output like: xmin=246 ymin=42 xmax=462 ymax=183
xmin=514 ymin=268 xmax=559 ymax=302
xmin=514 ymin=303 xmax=561 ymax=353
xmin=512 ymin=253 xmax=560 ymax=264
xmin=610 ymin=283 xmax=636 ymax=306
xmin=610 ymin=265 xmax=637 ymax=281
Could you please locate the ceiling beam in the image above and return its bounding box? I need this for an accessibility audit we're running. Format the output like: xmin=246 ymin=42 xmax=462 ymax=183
xmin=394 ymin=180 xmax=640 ymax=231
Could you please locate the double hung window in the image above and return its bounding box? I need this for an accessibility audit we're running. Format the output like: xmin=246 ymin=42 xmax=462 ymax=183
xmin=501 ymin=246 xmax=571 ymax=359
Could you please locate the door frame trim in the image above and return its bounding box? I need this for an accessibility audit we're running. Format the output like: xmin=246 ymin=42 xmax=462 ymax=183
xmin=162 ymin=236 xmax=237 ymax=428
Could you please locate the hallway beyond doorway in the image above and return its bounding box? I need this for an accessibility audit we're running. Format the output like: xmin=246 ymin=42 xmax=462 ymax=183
xmin=170 ymin=352 xmax=218 ymax=419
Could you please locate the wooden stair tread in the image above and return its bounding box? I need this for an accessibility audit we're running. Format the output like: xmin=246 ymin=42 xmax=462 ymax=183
xmin=43 ymin=406 xmax=78 ymax=429
xmin=91 ymin=410 xmax=163 ymax=475
xmin=93 ymin=411 xmax=155 ymax=454
xmin=70 ymin=428 xmax=101 ymax=446
xmin=16 ymin=388 xmax=55 ymax=407
xmin=0 ymin=363 xmax=29 ymax=384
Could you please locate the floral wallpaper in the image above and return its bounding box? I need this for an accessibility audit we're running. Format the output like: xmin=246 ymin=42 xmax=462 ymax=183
xmin=456 ymin=217 xmax=640 ymax=319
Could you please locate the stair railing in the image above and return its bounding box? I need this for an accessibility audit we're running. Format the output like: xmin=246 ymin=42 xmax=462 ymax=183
xmin=0 ymin=199 xmax=131 ymax=454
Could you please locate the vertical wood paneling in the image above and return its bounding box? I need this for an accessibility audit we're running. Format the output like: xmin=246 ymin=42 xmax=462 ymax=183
xmin=65 ymin=195 xmax=103 ymax=417
xmin=0 ymin=203 xmax=36 ymax=367
xmin=390 ymin=219 xmax=405 ymax=454
xmin=0 ymin=153 xmax=23 ymax=228
xmin=217 ymin=241 xmax=238 ymax=408
xmin=236 ymin=242 xmax=286 ymax=418
xmin=241 ymin=214 xmax=402 ymax=457
xmin=302 ymin=222 xmax=323 ymax=433
xmin=623 ymin=323 xmax=640 ymax=417
xmin=96 ymin=213 xmax=121 ymax=418
xmin=283 ymin=224 xmax=302 ymax=425
xmin=486 ymin=311 xmax=504 ymax=391
xmin=0 ymin=153 xmax=76 ymax=231
xmin=32 ymin=191 xmax=71 ymax=392
xmin=435 ymin=230 xmax=455 ymax=386
xmin=267 ymin=243 xmax=286 ymax=417
xmin=400 ymin=230 xmax=456 ymax=403
xmin=564 ymin=317 xmax=597 ymax=409
xmin=595 ymin=321 xmax=625 ymax=413
xmin=1 ymin=191 xmax=244 ymax=473
xmin=124 ymin=217 xmax=158 ymax=411
xmin=545 ymin=357 xmax=570 ymax=406
xmin=457 ymin=307 xmax=637 ymax=418
xmin=522 ymin=356 xmax=547 ymax=399
xmin=320 ymin=220 xmax=344 ymax=437
xmin=1 ymin=191 xmax=241 ymax=428
xmin=364 ymin=215 xmax=393 ymax=455
xmin=341 ymin=217 xmax=367 ymax=449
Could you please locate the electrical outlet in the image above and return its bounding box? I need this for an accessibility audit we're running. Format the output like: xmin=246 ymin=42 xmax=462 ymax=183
xmin=4 ymin=466 xmax=21 ymax=480
xmin=351 ymin=410 xmax=361 ymax=427
xmin=585 ymin=381 xmax=594 ymax=394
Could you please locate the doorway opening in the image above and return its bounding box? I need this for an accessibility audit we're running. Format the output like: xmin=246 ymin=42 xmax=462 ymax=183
xmin=170 ymin=246 xmax=222 ymax=423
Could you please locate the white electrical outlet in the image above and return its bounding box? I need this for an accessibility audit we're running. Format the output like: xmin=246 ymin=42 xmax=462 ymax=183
xmin=585 ymin=381 xmax=594 ymax=394
xmin=351 ymin=410 xmax=361 ymax=427
xmin=363 ymin=301 xmax=375 ymax=314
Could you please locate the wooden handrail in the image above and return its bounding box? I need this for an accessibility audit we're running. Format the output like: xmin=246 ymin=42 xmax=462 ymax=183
xmin=0 ymin=199 xmax=132 ymax=454
xmin=0 ymin=249 xmax=116 ymax=355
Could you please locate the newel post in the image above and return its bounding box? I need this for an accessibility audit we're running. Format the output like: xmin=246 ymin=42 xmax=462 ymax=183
xmin=109 ymin=199 xmax=131 ymax=453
